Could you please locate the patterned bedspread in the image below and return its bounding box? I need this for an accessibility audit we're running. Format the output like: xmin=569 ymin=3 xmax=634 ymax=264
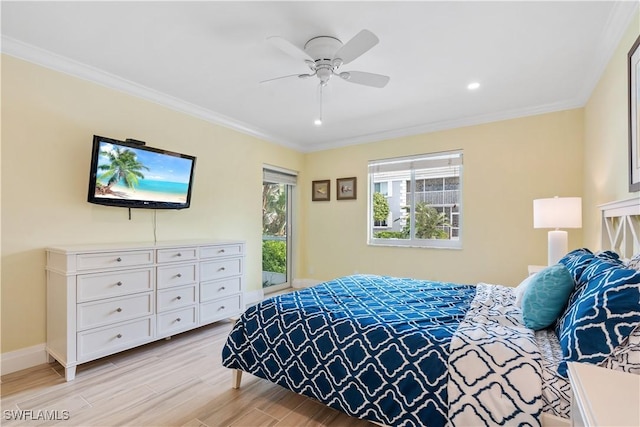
xmin=221 ymin=275 xmax=551 ymax=426
xmin=448 ymin=284 xmax=543 ymax=426
xmin=222 ymin=275 xmax=475 ymax=426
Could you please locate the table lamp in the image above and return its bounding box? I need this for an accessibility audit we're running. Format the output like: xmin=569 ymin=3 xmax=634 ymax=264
xmin=533 ymin=196 xmax=582 ymax=265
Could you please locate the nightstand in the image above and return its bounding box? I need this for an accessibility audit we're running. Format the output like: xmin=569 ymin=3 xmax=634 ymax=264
xmin=567 ymin=362 xmax=640 ymax=426
xmin=527 ymin=265 xmax=545 ymax=276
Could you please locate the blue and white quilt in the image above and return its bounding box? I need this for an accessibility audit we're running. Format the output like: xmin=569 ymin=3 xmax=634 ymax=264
xmin=222 ymin=275 xmax=547 ymax=427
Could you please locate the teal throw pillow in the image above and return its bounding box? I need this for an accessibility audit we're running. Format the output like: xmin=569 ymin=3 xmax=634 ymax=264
xmin=521 ymin=264 xmax=574 ymax=330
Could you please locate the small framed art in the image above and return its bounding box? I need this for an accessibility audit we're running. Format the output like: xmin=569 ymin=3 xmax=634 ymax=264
xmin=337 ymin=177 xmax=357 ymax=200
xmin=628 ymin=34 xmax=640 ymax=192
xmin=312 ymin=180 xmax=330 ymax=201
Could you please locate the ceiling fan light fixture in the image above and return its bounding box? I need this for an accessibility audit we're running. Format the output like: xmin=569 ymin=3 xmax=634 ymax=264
xmin=317 ymin=67 xmax=332 ymax=84
xmin=314 ymin=118 xmax=322 ymax=126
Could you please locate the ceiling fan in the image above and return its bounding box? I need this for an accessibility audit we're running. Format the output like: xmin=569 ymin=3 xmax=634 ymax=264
xmin=262 ymin=29 xmax=390 ymax=89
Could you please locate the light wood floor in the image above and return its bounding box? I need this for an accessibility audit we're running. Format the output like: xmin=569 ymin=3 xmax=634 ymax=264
xmin=1 ymin=320 xmax=374 ymax=426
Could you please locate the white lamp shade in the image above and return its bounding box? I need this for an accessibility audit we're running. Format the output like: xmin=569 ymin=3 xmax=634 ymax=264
xmin=533 ymin=197 xmax=582 ymax=229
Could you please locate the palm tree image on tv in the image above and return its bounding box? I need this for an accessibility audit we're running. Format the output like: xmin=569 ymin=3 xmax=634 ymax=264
xmin=94 ymin=142 xmax=193 ymax=203
xmin=96 ymin=147 xmax=149 ymax=196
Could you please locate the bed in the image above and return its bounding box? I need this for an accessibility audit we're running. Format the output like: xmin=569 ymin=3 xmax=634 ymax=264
xmin=222 ymin=198 xmax=640 ymax=426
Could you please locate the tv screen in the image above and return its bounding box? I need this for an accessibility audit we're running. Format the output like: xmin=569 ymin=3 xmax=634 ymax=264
xmin=87 ymin=135 xmax=196 ymax=209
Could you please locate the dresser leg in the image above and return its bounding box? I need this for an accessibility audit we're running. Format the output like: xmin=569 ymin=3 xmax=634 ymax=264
xmin=65 ymin=366 xmax=76 ymax=382
xmin=231 ymin=369 xmax=242 ymax=389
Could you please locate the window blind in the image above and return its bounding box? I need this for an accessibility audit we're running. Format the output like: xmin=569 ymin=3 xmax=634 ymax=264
xmin=368 ymin=151 xmax=463 ymax=174
xmin=263 ymin=166 xmax=297 ymax=185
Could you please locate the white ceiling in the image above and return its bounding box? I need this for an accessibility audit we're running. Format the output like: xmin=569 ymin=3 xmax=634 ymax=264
xmin=2 ymin=1 xmax=637 ymax=152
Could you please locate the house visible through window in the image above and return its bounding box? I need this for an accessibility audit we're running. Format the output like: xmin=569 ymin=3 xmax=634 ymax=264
xmin=368 ymin=150 xmax=463 ymax=248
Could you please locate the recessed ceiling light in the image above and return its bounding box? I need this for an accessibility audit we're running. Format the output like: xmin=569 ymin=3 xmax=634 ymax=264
xmin=467 ymin=82 xmax=480 ymax=90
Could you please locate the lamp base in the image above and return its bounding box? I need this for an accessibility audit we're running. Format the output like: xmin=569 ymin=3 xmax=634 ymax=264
xmin=548 ymin=230 xmax=568 ymax=266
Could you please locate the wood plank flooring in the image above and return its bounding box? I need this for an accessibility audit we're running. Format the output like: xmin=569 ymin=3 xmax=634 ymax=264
xmin=1 ymin=320 xmax=374 ymax=426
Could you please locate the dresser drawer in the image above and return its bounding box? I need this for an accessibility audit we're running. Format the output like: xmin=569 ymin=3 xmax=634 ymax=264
xmin=157 ymin=306 xmax=197 ymax=337
xmin=77 ymin=317 xmax=153 ymax=362
xmin=200 ymin=277 xmax=242 ymax=302
xmin=77 ymin=268 xmax=153 ymax=302
xmin=200 ymin=258 xmax=242 ymax=282
xmin=76 ymin=250 xmax=154 ymax=271
xmin=157 ymin=263 xmax=197 ymax=289
xmin=200 ymin=295 xmax=242 ymax=324
xmin=157 ymin=284 xmax=197 ymax=312
xmin=77 ymin=293 xmax=153 ymax=331
xmin=157 ymin=247 xmax=198 ymax=264
xmin=200 ymin=244 xmax=244 ymax=259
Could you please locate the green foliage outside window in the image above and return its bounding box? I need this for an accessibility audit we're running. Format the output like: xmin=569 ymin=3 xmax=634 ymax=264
xmin=262 ymin=240 xmax=286 ymax=273
xmin=372 ymin=192 xmax=390 ymax=224
xmin=374 ymin=202 xmax=449 ymax=239
xmin=412 ymin=202 xmax=449 ymax=239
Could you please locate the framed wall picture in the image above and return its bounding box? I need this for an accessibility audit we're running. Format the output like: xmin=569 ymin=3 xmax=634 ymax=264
xmin=337 ymin=177 xmax=357 ymax=200
xmin=312 ymin=180 xmax=330 ymax=201
xmin=629 ymin=34 xmax=640 ymax=192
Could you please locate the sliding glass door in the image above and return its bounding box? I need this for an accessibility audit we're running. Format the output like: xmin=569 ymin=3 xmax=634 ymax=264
xmin=262 ymin=167 xmax=296 ymax=293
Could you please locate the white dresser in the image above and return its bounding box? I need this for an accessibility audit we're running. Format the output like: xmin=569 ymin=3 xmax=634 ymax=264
xmin=46 ymin=240 xmax=245 ymax=381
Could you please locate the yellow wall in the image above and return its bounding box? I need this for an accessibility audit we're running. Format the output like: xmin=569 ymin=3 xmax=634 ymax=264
xmin=2 ymin=11 xmax=637 ymax=357
xmin=583 ymin=13 xmax=640 ymax=249
xmin=1 ymin=55 xmax=304 ymax=353
xmin=301 ymin=111 xmax=584 ymax=287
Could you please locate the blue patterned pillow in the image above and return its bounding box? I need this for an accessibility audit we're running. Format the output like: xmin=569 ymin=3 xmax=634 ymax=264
xmin=558 ymin=248 xmax=594 ymax=284
xmin=556 ymin=257 xmax=640 ymax=377
xmin=521 ymin=264 xmax=574 ymax=330
xmin=555 ymin=249 xmax=595 ymax=329
xmin=595 ymin=250 xmax=624 ymax=264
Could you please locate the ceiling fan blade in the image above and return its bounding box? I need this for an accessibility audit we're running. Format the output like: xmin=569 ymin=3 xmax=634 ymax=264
xmin=333 ymin=29 xmax=379 ymax=65
xmin=267 ymin=36 xmax=313 ymax=62
xmin=260 ymin=73 xmax=314 ymax=84
xmin=339 ymin=71 xmax=390 ymax=88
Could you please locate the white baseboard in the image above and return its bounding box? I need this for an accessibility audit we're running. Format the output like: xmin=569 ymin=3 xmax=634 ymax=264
xmin=1 ymin=344 xmax=48 ymax=376
xmin=292 ymin=279 xmax=322 ymax=289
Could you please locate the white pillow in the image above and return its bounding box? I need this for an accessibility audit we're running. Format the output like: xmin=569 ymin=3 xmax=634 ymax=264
xmin=514 ymin=273 xmax=536 ymax=307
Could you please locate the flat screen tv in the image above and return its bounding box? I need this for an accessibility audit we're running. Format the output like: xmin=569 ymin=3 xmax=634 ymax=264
xmin=87 ymin=135 xmax=196 ymax=209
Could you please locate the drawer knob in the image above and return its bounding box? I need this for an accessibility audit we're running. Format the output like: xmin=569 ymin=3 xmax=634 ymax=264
xmin=116 ymin=257 xmax=122 ymax=262
xmin=219 ymin=249 xmax=225 ymax=253
xmin=219 ymin=306 xmax=225 ymax=310
xmin=177 ymin=253 xmax=182 ymax=257
xmin=176 ymin=273 xmax=182 ymax=278
xmin=218 ymin=267 xmax=226 ymax=272
xmin=218 ymin=286 xmax=226 ymax=291
xmin=176 ymin=296 xmax=182 ymax=300
xmin=176 ymin=318 xmax=181 ymax=322
xmin=116 ymin=281 xmax=123 ymax=287
xmin=116 ymin=308 xmax=122 ymax=312
xmin=116 ymin=334 xmax=122 ymax=339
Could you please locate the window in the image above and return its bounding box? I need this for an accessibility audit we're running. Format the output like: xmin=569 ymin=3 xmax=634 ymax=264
xmin=263 ymin=166 xmax=297 ymax=293
xmin=374 ymin=181 xmax=391 ymax=197
xmin=368 ymin=150 xmax=463 ymax=248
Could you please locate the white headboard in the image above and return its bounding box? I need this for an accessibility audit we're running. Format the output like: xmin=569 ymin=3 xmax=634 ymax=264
xmin=599 ymin=198 xmax=640 ymax=259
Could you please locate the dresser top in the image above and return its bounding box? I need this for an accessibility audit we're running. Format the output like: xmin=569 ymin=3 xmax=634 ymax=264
xmin=46 ymin=239 xmax=245 ymax=254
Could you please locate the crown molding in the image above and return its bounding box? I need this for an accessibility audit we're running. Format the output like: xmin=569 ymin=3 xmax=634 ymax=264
xmin=577 ymin=0 xmax=639 ymax=104
xmin=1 ymin=36 xmax=305 ymax=152
xmin=3 ymin=0 xmax=637 ymax=155
xmin=308 ymin=98 xmax=585 ymax=153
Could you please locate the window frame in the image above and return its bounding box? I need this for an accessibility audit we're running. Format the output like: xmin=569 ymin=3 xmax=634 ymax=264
xmin=367 ymin=150 xmax=463 ymax=249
